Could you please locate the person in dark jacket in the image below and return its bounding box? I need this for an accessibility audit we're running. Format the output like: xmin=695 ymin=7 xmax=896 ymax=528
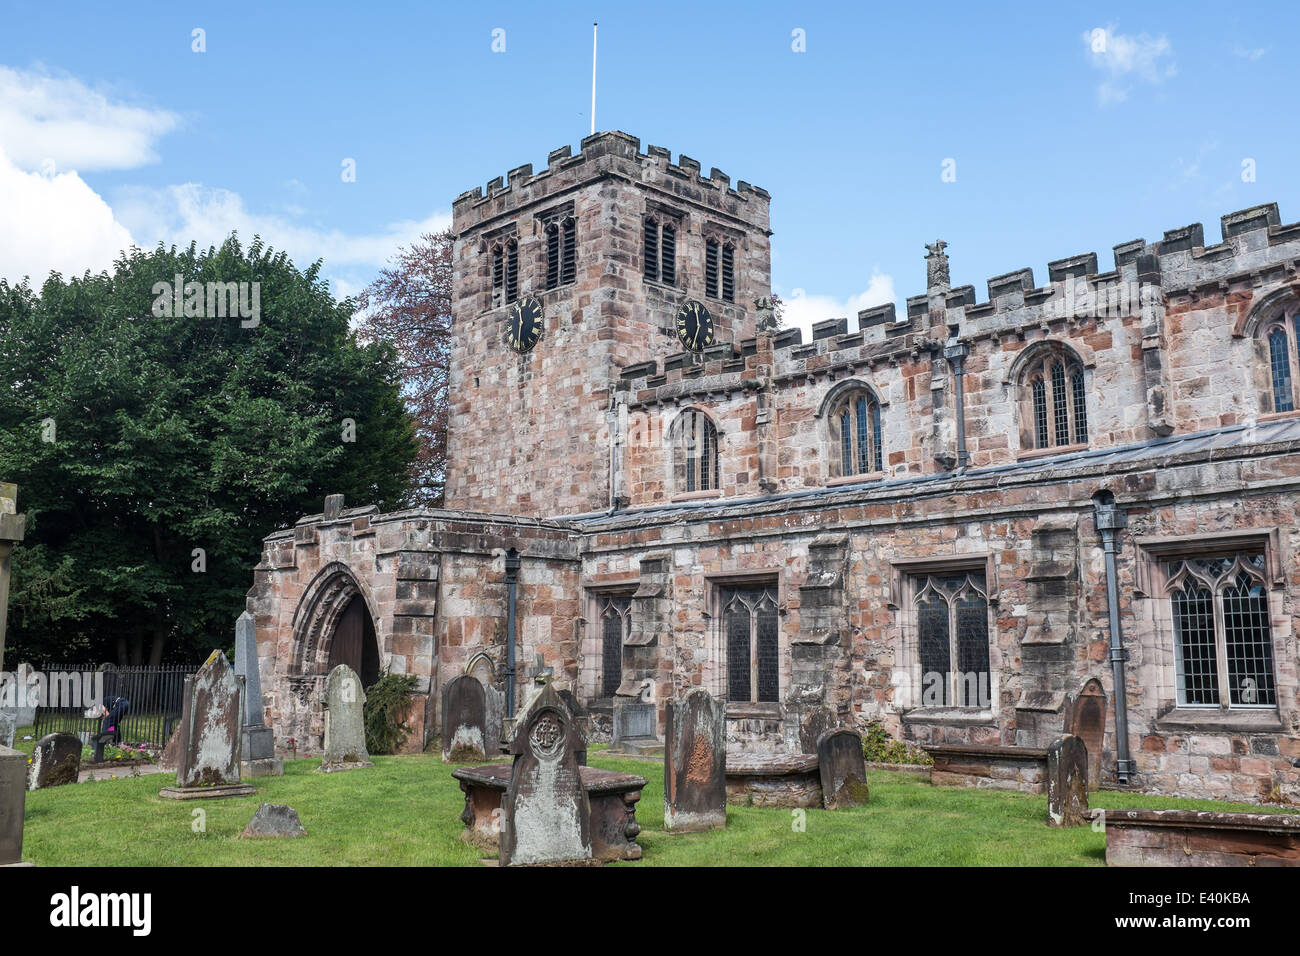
xmin=92 ymin=696 xmax=130 ymax=762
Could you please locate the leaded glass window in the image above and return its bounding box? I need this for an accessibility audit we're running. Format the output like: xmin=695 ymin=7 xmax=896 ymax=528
xmin=1165 ymin=552 xmax=1276 ymax=708
xmin=1022 ymin=347 xmax=1088 ymax=450
xmin=597 ymin=595 xmax=630 ymax=699
xmin=721 ymin=586 xmax=780 ymax=703
xmin=677 ymin=409 xmax=719 ymax=493
xmin=827 ymin=387 xmax=883 ymax=478
xmin=913 ymin=571 xmax=991 ymax=708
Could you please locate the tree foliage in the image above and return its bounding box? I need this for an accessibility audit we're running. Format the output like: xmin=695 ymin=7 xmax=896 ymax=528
xmin=0 ymin=236 xmax=417 ymax=665
xmin=355 ymin=230 xmax=453 ymax=505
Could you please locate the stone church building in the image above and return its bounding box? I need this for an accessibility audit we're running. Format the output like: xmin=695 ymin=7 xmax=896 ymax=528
xmin=247 ymin=131 xmax=1300 ymax=803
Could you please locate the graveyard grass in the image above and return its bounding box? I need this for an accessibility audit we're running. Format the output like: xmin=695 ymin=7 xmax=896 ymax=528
xmin=19 ymin=749 xmax=1297 ymax=866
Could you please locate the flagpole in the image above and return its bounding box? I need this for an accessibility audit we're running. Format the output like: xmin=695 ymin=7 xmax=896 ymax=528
xmin=591 ymin=22 xmax=598 ymax=135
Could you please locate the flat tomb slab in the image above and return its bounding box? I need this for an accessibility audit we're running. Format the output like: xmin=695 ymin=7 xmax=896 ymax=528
xmin=924 ymin=743 xmax=1048 ymax=794
xmin=1102 ymin=809 xmax=1300 ymax=867
xmin=452 ymin=764 xmax=646 ymax=862
xmin=724 ymin=754 xmax=822 ymax=808
xmin=158 ymin=784 xmax=257 ymax=800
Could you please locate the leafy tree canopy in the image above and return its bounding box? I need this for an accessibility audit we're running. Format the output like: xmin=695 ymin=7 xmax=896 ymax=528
xmin=0 ymin=235 xmax=417 ymax=666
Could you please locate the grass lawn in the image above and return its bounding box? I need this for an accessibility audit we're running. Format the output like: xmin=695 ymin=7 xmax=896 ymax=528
xmin=16 ymin=749 xmax=1297 ymax=866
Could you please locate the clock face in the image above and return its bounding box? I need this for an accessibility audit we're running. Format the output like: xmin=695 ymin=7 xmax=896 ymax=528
xmin=506 ymin=295 xmax=543 ymax=353
xmin=675 ymin=299 xmax=714 ymax=352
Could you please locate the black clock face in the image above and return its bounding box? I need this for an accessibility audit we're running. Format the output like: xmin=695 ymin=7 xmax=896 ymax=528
xmin=506 ymin=295 xmax=543 ymax=353
xmin=676 ymin=299 xmax=713 ymax=352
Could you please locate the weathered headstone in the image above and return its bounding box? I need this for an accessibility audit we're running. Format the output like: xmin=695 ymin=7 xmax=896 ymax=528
xmin=557 ymin=689 xmax=589 ymax=766
xmin=235 ymin=611 xmax=282 ymax=777
xmin=320 ymin=664 xmax=372 ymax=772
xmin=798 ymin=705 xmax=836 ymax=755
xmin=158 ymin=650 xmax=255 ymax=799
xmin=500 ymin=681 xmax=591 ymax=866
xmin=442 ymin=674 xmax=488 ymax=762
xmin=1070 ymin=679 xmax=1107 ymax=792
xmin=663 ymin=688 xmax=726 ymax=832
xmin=240 ymin=803 xmax=306 ymax=839
xmin=817 ymin=727 xmax=869 ymax=809
xmin=1 ymin=744 xmax=27 ymax=864
xmin=1047 ymin=734 xmax=1089 ymax=827
xmin=0 ymin=711 xmax=13 ymax=750
xmin=28 ymin=732 xmax=81 ymax=789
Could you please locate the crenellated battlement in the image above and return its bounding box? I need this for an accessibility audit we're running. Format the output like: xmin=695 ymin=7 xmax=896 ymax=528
xmin=451 ymin=130 xmax=771 ymax=234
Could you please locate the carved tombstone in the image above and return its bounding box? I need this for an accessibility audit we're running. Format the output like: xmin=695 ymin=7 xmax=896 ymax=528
xmin=0 ymin=711 xmax=13 ymax=750
xmin=663 ymin=688 xmax=727 ymax=832
xmin=235 ymin=612 xmax=282 ymax=777
xmin=320 ymin=664 xmax=373 ymax=772
xmin=442 ymin=674 xmax=489 ymax=763
xmin=0 ymin=744 xmax=25 ymax=863
xmin=1070 ymin=679 xmax=1107 ymax=792
xmin=160 ymin=651 xmax=254 ymax=798
xmin=817 ymin=728 xmax=869 ymax=809
xmin=500 ymin=681 xmax=590 ymax=866
xmin=1047 ymin=734 xmax=1089 ymax=828
xmin=28 ymin=732 xmax=81 ymax=790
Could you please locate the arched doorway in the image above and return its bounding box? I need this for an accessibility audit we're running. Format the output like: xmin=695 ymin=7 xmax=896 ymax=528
xmin=328 ymin=594 xmax=380 ymax=689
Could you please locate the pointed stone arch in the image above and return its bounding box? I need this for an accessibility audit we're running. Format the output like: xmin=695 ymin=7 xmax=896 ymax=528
xmin=290 ymin=561 xmax=383 ymax=679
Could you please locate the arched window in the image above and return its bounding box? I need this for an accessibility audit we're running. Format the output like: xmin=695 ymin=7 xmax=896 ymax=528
xmin=1163 ymin=552 xmax=1276 ymax=708
xmin=491 ymin=239 xmax=518 ymax=308
xmin=673 ymin=408 xmax=718 ymax=493
xmin=721 ymin=585 xmax=779 ymax=703
xmin=597 ymin=595 xmax=630 ymax=699
xmin=545 ymin=215 xmax=576 ymax=290
xmin=1019 ymin=346 xmax=1088 ymax=451
xmin=826 ymin=387 xmax=883 ymax=478
xmin=1261 ymin=310 xmax=1300 ymax=413
xmin=913 ymin=571 xmax=990 ymax=708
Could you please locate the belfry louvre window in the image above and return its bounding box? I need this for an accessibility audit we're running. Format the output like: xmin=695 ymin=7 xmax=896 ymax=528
xmin=1021 ymin=348 xmax=1088 ymax=450
xmin=721 ymin=585 xmax=780 ymax=703
xmin=545 ymin=216 xmax=577 ymax=290
xmin=827 ymin=388 xmax=883 ymax=477
xmin=1164 ymin=553 xmax=1277 ymax=708
xmin=643 ymin=217 xmax=676 ymax=286
xmin=491 ymin=239 xmax=519 ymax=308
xmin=597 ymin=595 xmax=630 ymax=699
xmin=1262 ymin=309 xmax=1300 ymax=413
xmin=913 ymin=571 xmax=991 ymax=708
xmin=676 ymin=409 xmax=719 ymax=493
xmin=705 ymin=240 xmax=736 ymax=302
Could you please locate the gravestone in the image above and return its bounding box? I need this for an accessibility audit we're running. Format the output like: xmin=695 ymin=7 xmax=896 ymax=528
xmin=240 ymin=803 xmax=306 ymax=839
xmin=442 ymin=674 xmax=489 ymax=762
xmin=817 ymin=727 xmax=869 ymax=809
xmin=28 ymin=732 xmax=81 ymax=789
xmin=610 ymin=682 xmax=660 ymax=755
xmin=159 ymin=650 xmax=255 ymax=799
xmin=320 ymin=664 xmax=373 ymax=772
xmin=1 ymin=744 xmax=27 ymax=864
xmin=500 ymin=680 xmax=591 ymax=866
xmin=557 ymin=689 xmax=589 ymax=766
xmin=1070 ymin=679 xmax=1107 ymax=792
xmin=663 ymin=688 xmax=726 ymax=832
xmin=798 ymin=706 xmax=836 ymax=755
xmin=0 ymin=711 xmax=13 ymax=750
xmin=235 ymin=611 xmax=282 ymax=777
xmin=1047 ymin=734 xmax=1089 ymax=827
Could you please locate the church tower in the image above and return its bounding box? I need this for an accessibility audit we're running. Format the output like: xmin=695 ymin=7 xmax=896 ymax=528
xmin=442 ymin=131 xmax=772 ymax=517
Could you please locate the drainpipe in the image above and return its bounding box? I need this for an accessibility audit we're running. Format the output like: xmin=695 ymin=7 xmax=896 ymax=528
xmin=943 ymin=335 xmax=970 ymax=470
xmin=1093 ymin=492 xmax=1135 ymax=785
xmin=504 ymin=548 xmax=520 ymax=717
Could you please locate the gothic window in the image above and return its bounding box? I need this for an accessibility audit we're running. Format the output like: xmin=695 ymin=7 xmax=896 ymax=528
xmin=674 ymin=408 xmax=719 ymax=494
xmin=705 ymin=239 xmax=736 ymax=302
xmin=643 ymin=217 xmax=676 ymax=286
xmin=826 ymin=387 xmax=883 ymax=478
xmin=491 ymin=239 xmax=519 ymax=308
xmin=721 ymin=585 xmax=780 ymax=702
xmin=596 ymin=595 xmax=630 ymax=699
xmin=545 ymin=215 xmax=577 ymax=291
xmin=1019 ymin=346 xmax=1088 ymax=451
xmin=1164 ymin=553 xmax=1276 ymax=708
xmin=913 ymin=571 xmax=990 ymax=708
xmin=1261 ymin=310 xmax=1300 ymax=413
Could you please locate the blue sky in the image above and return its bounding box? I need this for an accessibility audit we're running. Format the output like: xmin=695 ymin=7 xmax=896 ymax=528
xmin=0 ymin=1 xmax=1295 ymax=336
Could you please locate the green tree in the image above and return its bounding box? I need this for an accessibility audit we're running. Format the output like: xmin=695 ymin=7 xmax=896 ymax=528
xmin=0 ymin=236 xmax=417 ymax=666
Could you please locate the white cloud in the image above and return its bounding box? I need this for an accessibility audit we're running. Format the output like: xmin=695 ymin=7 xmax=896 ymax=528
xmin=1232 ymin=44 xmax=1266 ymax=62
xmin=0 ymin=65 xmax=179 ymax=172
xmin=1082 ymin=27 xmax=1176 ymax=106
xmin=0 ymin=146 xmax=135 ymax=285
xmin=779 ymin=271 xmax=896 ymax=342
